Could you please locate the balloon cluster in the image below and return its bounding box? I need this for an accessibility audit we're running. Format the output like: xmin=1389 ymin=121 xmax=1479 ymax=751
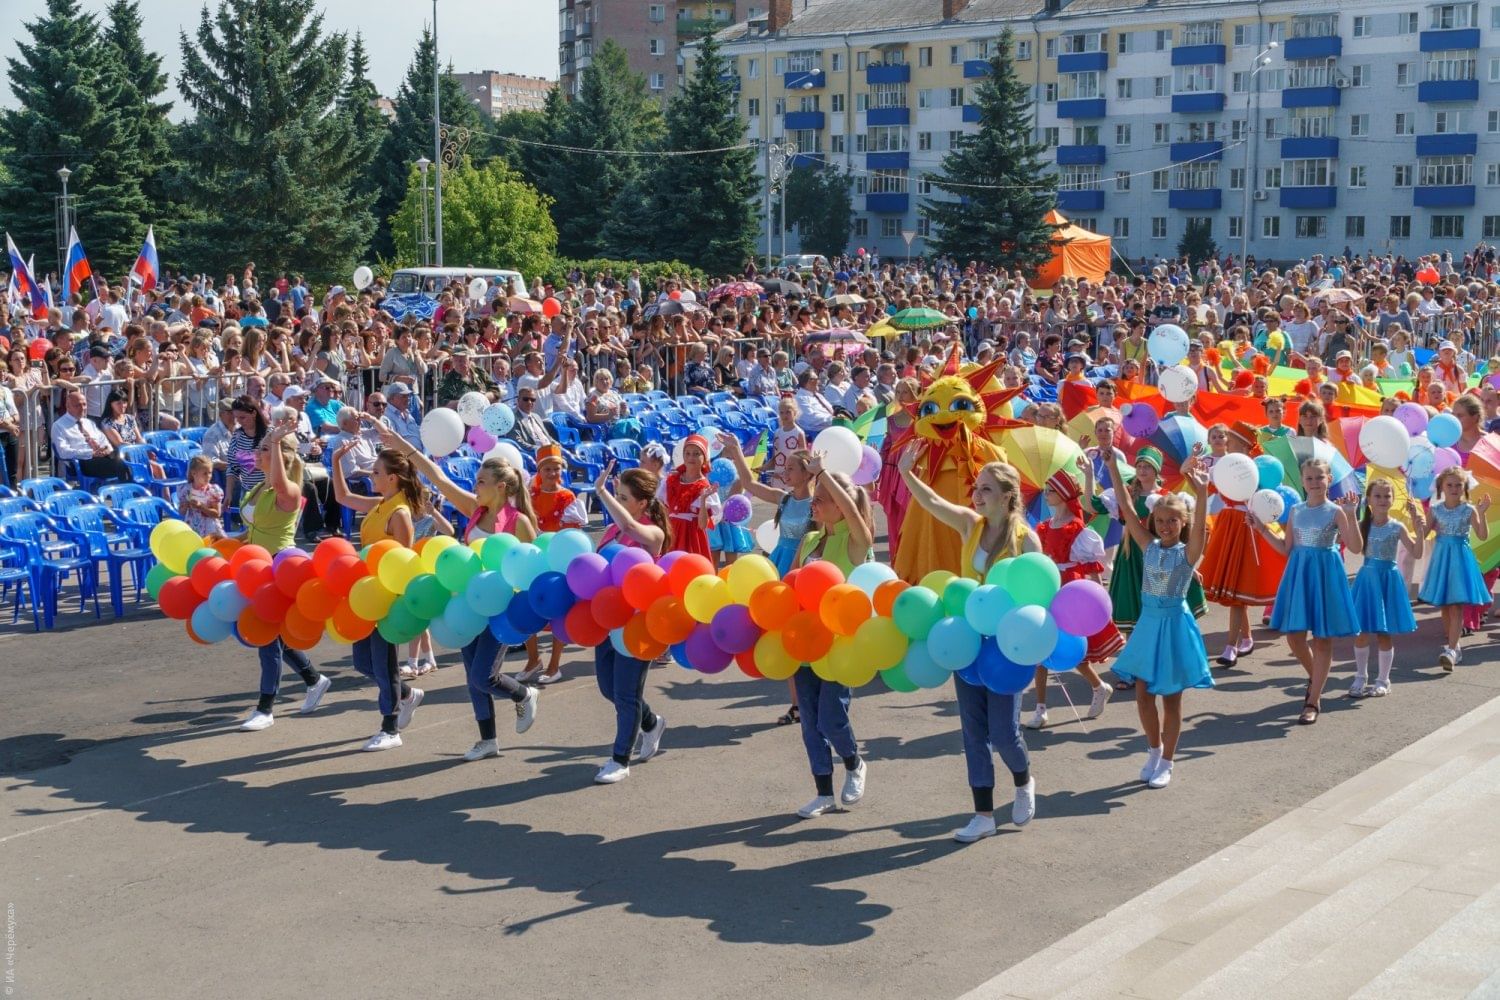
xmin=1360 ymin=412 xmax=1458 ymax=501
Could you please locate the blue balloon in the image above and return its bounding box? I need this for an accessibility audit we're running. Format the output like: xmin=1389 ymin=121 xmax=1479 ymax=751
xmin=501 ymin=542 xmax=547 ymax=590
xmin=975 ymin=640 xmax=1032 ymax=695
xmin=598 ymin=542 xmax=625 ymax=564
xmin=967 ymin=306 xmax=978 ymax=319
xmin=1043 ymin=630 xmax=1087 ymax=672
xmin=1275 ymin=484 xmax=1300 ymax=523
xmin=465 ymin=570 xmax=514 ymax=617
xmin=505 ymin=594 xmax=547 ymax=636
xmin=1428 ymin=412 xmax=1462 ymax=448
xmin=528 ymin=570 xmax=575 ymax=621
xmin=670 ymin=641 xmax=694 ymax=669
xmin=441 ymin=595 xmax=488 ymax=641
xmin=955 ymin=664 xmax=983 ymax=686
xmin=609 ymin=627 xmax=631 ymax=658
xmin=963 ymin=584 xmax=1015 ymax=636
xmin=927 ymin=616 xmax=983 ymax=671
xmin=427 ymin=617 xmax=468 ymax=650
xmin=1253 ymin=454 xmax=1285 ymax=491
xmin=996 ymin=605 xmax=1059 ymax=665
xmin=191 ymin=601 xmax=232 ymax=642
xmin=208 ymin=579 xmax=249 ymax=622
xmin=709 ymin=457 xmax=737 ymax=488
xmin=901 ymin=640 xmax=951 ymax=688
xmin=545 ymin=529 xmax=594 ymax=574
xmin=488 ymin=613 xmax=529 ymax=645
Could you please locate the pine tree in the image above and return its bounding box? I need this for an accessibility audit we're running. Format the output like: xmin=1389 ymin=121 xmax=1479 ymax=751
xmin=783 ymin=166 xmax=853 ymax=261
xmin=920 ymin=29 xmax=1056 ymax=270
xmin=1177 ymin=218 xmax=1218 ymax=270
xmin=368 ymin=29 xmax=486 ymax=259
xmin=0 ymin=0 xmax=153 ymax=279
xmin=176 ymin=0 xmax=373 ymax=280
xmin=100 ymin=0 xmax=179 ymax=250
xmin=341 ymin=33 xmax=387 ymax=204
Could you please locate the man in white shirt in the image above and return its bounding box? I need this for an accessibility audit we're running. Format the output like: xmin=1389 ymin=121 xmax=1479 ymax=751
xmin=793 ymin=370 xmax=835 ymax=436
xmin=52 ymin=389 xmax=132 ymax=482
xmin=515 ymin=350 xmax=562 ymax=417
xmin=78 ymin=346 xmax=116 ymax=419
xmin=548 ymin=359 xmax=588 ymax=420
xmin=382 ymin=383 xmax=423 ymax=451
xmin=821 ymin=362 xmax=857 ymax=414
xmin=329 ymin=408 xmax=379 ymax=480
xmin=201 ymin=401 xmax=235 ymax=471
xmin=100 ymin=288 xmax=130 ymax=336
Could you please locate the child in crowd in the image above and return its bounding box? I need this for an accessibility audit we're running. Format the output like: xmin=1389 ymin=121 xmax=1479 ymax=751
xmin=662 ymin=433 xmax=719 ymax=559
xmin=1419 ymin=467 xmax=1492 ymax=670
xmin=769 ymin=397 xmax=808 ymax=489
xmin=1350 ymin=479 xmax=1424 ymax=696
xmin=176 ymin=454 xmax=224 ymax=538
xmin=523 ymin=443 xmax=585 ymax=684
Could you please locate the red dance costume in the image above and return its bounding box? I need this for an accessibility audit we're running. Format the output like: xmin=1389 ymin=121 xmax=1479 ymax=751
xmin=531 ymin=485 xmax=585 ymax=533
xmin=665 ymin=470 xmax=716 ymax=559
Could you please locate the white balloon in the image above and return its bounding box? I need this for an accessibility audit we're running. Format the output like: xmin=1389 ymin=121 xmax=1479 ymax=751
xmin=468 ymin=277 xmax=488 ymax=302
xmin=1359 ymin=415 xmax=1411 ymax=469
xmin=485 ymin=439 xmax=526 ymax=470
xmin=420 ymin=408 xmax=466 ymax=457
xmin=481 ymin=401 xmax=515 ymax=437
xmin=754 ymin=519 xmax=780 ymax=554
xmin=1147 ymin=324 xmax=1189 ymax=366
xmin=812 ymin=426 xmax=863 ymax=477
xmin=1158 ymin=365 xmax=1198 ymax=404
xmin=1212 ymin=453 xmax=1259 ymax=503
xmin=456 ymin=391 xmax=489 ymax=427
xmin=352 ymin=265 xmax=374 ymax=291
xmin=1248 ymin=488 xmax=1285 ymax=525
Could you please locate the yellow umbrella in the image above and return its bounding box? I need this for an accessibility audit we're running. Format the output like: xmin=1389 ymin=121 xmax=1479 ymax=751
xmin=865 ymin=319 xmax=900 ymax=338
xmin=998 ymin=425 xmax=1085 ymax=492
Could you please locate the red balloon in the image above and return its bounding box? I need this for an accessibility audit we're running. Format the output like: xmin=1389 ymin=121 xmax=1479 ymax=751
xmin=323 ymin=554 xmax=368 ymax=598
xmin=591 ymin=585 xmax=633 ymax=630
xmin=189 ymin=555 xmax=230 ymax=599
xmin=274 ymin=555 xmax=316 ymax=599
xmin=27 ymin=338 xmax=53 ymax=361
xmin=665 ymin=554 xmax=715 ymax=599
xmin=793 ymin=561 xmax=844 ymax=612
xmin=541 ymin=296 xmax=561 ymax=318
xmin=229 ymin=544 xmax=272 ymax=574
xmin=622 ymin=562 xmax=669 ymax=611
xmin=158 ymin=577 xmax=203 ymax=620
xmin=237 ymin=609 xmax=280 ymax=646
xmin=312 ymin=536 xmax=357 ymax=577
xmin=564 ymin=602 xmax=609 ymax=647
xmin=252 ymin=582 xmax=293 ymax=622
xmin=735 ymin=648 xmax=763 ymax=678
xmin=234 ymin=559 xmax=273 ymax=599
xmin=668 ymin=290 xmax=682 ymax=301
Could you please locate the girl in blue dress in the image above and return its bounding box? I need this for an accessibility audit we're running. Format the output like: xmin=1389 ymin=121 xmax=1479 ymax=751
xmin=1350 ymin=479 xmax=1424 ymax=697
xmin=1103 ymin=449 xmax=1213 ymax=790
xmin=1419 ymin=467 xmax=1492 ymax=670
xmin=1250 ymin=458 xmax=1363 ymax=725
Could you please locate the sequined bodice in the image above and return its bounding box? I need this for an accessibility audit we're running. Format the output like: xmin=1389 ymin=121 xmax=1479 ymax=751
xmin=1291 ymin=502 xmax=1340 ymax=548
xmin=1364 ymin=520 xmax=1403 ymax=562
xmin=778 ymin=495 xmax=812 ymax=542
xmin=1432 ymin=502 xmax=1472 ymax=538
xmin=1142 ymin=541 xmax=1195 ymax=599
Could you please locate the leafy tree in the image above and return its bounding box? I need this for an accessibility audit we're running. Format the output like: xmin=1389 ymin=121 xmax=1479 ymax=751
xmin=0 ymin=0 xmax=154 ymax=278
xmin=782 ymin=165 xmax=853 ymax=260
xmin=1177 ymin=218 xmax=1219 ymax=270
xmin=341 ymin=33 xmax=387 ymax=203
xmin=920 ymin=28 xmax=1056 ymax=271
xmin=390 ymin=159 xmax=557 ymax=278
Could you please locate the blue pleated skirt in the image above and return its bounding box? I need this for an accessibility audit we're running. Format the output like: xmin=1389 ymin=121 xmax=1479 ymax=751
xmin=1111 ymin=595 xmax=1214 ymax=696
xmin=770 ymin=537 xmax=800 ymax=576
xmin=1351 ymin=558 xmax=1417 ymax=635
xmin=1418 ymin=535 xmax=1491 ymax=607
xmin=1270 ymin=546 xmax=1358 ymax=637
xmin=709 ymin=521 xmax=755 ymax=555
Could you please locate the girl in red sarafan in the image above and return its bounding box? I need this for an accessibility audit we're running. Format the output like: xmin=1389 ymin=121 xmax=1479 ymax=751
xmin=662 ymin=433 xmax=721 ymax=560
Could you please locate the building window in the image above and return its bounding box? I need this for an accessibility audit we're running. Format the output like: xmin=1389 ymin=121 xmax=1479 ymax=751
xmin=798 ymin=95 xmax=820 ymax=112
xmin=1487 ymin=163 xmax=1500 ymax=186
xmin=1346 ymin=216 xmax=1365 ymax=239
xmin=1485 ymin=216 xmax=1500 ymax=239
xmin=1395 ymin=63 xmax=1413 ymax=87
xmin=1490 ymin=57 xmax=1500 ymax=82
xmin=747 ymin=58 xmax=760 ymax=80
xmin=1394 ymin=112 xmax=1415 ymax=136
xmin=1115 ymin=171 xmax=1131 ymax=191
xmin=1113 ymin=217 xmax=1130 ymax=238
xmin=649 ymin=38 xmax=665 ymax=56
xmin=1228 ymin=167 xmax=1245 ymax=190
xmin=948 ymin=87 xmax=965 ymax=108
xmin=1152 ymin=217 xmax=1168 ymax=238
xmin=1348 ymin=165 xmax=1367 ymax=188
xmin=917 ymin=131 xmax=932 ymax=151
xmin=1059 ymin=166 xmax=1102 ymax=191
xmin=1172 ymin=65 xmax=1220 ymax=95
xmin=830 ymin=53 xmax=842 ymax=71
xmin=1153 ymin=76 xmax=1170 ymax=98
xmin=1231 ymin=119 xmax=1247 ymax=141
xmin=1116 ymin=78 xmax=1134 ymax=99
xmin=1433 ymin=110 xmax=1467 ymax=133
xmin=1430 ymin=3 xmax=1479 ymax=29
xmin=1290 ymin=13 xmax=1337 ymax=37
xmin=1015 ymin=40 xmax=1032 ymax=60
xmin=1060 ymin=72 xmax=1101 ymax=100
xmin=648 ymin=4 xmax=665 ymax=21
xmin=1264 ymin=117 xmax=1277 ymax=139
xmin=1349 ymin=65 xmax=1371 ymax=87
xmin=949 ymin=45 xmax=962 ymax=65
xmin=916 ymin=216 xmax=931 ymax=236
xmin=1490 ymin=110 xmax=1500 ymax=133
xmin=1042 ymin=83 xmax=1057 ymax=102
xmin=853 ymin=218 xmax=868 ymax=237
xmin=1394 ymin=164 xmax=1413 ymax=187
xmin=867 ymin=126 xmax=909 ymax=152
xmin=1059 ymin=31 xmax=1107 ymax=54
xmin=855 ymin=94 xmax=868 ymax=112
xmin=1153 ymin=123 xmax=1169 ymax=144
xmin=1041 ymin=127 xmax=1060 ymax=147
xmin=854 ymin=176 xmax=867 ymax=194
xmin=1044 ymin=37 xmax=1057 ymax=58
xmin=1286 ymin=60 xmax=1333 ymax=89
xmin=1180 ymin=21 xmax=1223 ymax=46
xmin=880 ymin=218 xmax=900 ymax=238
xmin=1349 ymin=114 xmax=1369 ymax=137
xmin=916 ymin=88 xmax=933 ymax=109
xmin=1398 ymin=12 xmax=1419 ymax=33
xmin=1284 ymin=158 xmax=1332 ymax=187
xmin=1185 ymin=121 xmax=1218 ymax=141
xmin=1115 ymin=124 xmax=1132 ymax=146
xmin=830 ymin=134 xmax=845 ymax=153
xmin=1390 ymin=215 xmax=1411 ymax=238
xmin=1262 ymin=216 xmax=1280 ymax=238
xmin=747 ymin=98 xmax=760 ymax=118
xmin=1263 ymin=167 xmax=1281 ymax=189
xmin=919 ymin=47 xmax=932 ymax=67
xmin=1286 ymin=109 xmax=1333 ymax=138
xmin=854 ymin=51 xmax=867 ymax=71
xmin=1426 ymin=51 xmax=1477 ymax=83
xmin=773 ymin=97 xmax=785 ymax=116
xmin=1223 ymin=217 xmax=1241 ymax=239
xmin=1351 ymin=15 xmax=1371 ymax=37
xmin=1431 ymin=215 xmax=1466 ymax=239
xmin=830 ymin=94 xmax=844 ymax=112
xmin=947 ymin=130 xmax=963 ymax=148
xmin=1155 ymin=29 xmax=1172 ymax=50
xmin=649 ymin=73 xmax=665 ymax=90
xmin=1073 ymin=125 xmax=1100 ymax=145
xmin=1295 ymin=216 xmax=1327 ymax=239
xmin=871 ymin=83 xmax=906 ymax=108
xmin=1419 ymin=155 xmax=1472 ymax=186
xmin=916 ymin=176 xmax=933 ymax=195
xmin=1152 ymin=168 xmax=1170 ymax=191
xmin=1173 ymin=162 xmax=1219 ymax=190
xmin=1117 ymin=32 xmax=1133 ymax=54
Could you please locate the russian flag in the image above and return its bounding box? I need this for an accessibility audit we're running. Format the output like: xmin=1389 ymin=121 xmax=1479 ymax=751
xmin=28 ymin=255 xmax=53 ymax=311
xmin=62 ymin=226 xmax=94 ymax=305
xmin=5 ymin=233 xmax=48 ymax=320
xmin=130 ymin=225 xmax=158 ymax=292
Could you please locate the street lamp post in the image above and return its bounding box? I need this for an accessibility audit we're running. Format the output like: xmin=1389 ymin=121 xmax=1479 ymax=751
xmin=763 ymin=63 xmax=821 ymax=269
xmin=56 ymin=164 xmax=72 ymax=279
xmin=432 ymin=0 xmax=444 ymax=266
xmin=1239 ymin=42 xmax=1279 ymax=279
xmin=416 ymin=157 xmax=432 ymax=266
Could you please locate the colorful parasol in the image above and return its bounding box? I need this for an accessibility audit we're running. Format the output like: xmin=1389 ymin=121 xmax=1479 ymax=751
xmin=1147 ymin=413 xmax=1209 ymax=488
xmin=864 ymin=319 xmax=901 ymax=338
xmin=998 ymin=425 xmax=1085 ymax=495
xmin=803 ymin=327 xmax=869 ymax=346
xmin=1260 ymin=435 xmax=1360 ymax=499
xmin=1328 ymin=416 xmax=1369 ymax=470
xmin=707 ymin=281 xmax=763 ymax=301
xmin=1466 ymin=432 xmax=1500 ymax=485
xmin=888 ymin=307 xmax=954 ymax=331
xmin=1471 ymin=481 xmax=1500 ymax=572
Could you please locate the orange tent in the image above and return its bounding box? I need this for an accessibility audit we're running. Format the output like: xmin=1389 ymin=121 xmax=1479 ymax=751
xmin=1034 ymin=210 xmax=1111 ymax=288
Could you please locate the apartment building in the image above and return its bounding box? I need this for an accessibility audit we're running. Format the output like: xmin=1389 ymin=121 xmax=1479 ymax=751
xmin=451 ymin=72 xmax=556 ymax=117
xmin=559 ymin=0 xmax=752 ymax=102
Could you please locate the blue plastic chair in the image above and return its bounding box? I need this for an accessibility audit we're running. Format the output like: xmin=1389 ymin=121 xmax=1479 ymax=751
xmin=607 ymin=439 xmax=641 ymax=469
xmin=60 ymin=506 xmax=152 ymax=618
xmin=0 ymin=485 xmax=11 ymax=498
xmin=19 ymin=477 xmax=69 ymax=501
xmin=144 ymin=430 xmax=182 ymax=449
xmin=120 ymin=444 xmax=187 ymax=500
xmin=0 ymin=512 xmax=101 ymax=628
xmin=98 ymin=483 xmax=150 ymax=508
xmin=0 ymin=539 xmax=41 ymax=631
xmin=42 ymin=490 xmax=98 ymax=519
xmin=706 ymin=391 xmax=736 ymax=407
xmin=443 ymin=456 xmax=480 ymax=490
xmin=646 ymin=390 xmax=670 ymax=402
xmin=637 ymin=412 xmax=668 ymax=443
xmin=550 ymin=421 xmax=581 ymax=448
xmin=0 ymin=497 xmax=39 ymax=519
xmin=114 ymin=496 xmax=182 ymax=550
xmin=61 ymin=458 xmax=120 ymax=493
xmin=179 ymin=426 xmax=209 ymax=444
xmin=164 ymin=440 xmax=202 ymax=465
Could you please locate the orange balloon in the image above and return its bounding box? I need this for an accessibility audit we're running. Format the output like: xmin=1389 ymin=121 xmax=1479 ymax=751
xmin=229 ymin=544 xmax=272 ymax=574
xmin=622 ymin=563 xmax=670 ymax=611
xmin=873 ymin=579 xmax=910 ymax=617
xmin=236 ymin=609 xmax=280 ymax=646
xmin=718 ymin=566 xmax=732 ymax=582
xmin=793 ymin=561 xmax=844 ymax=611
xmin=282 ymin=605 xmax=324 ymax=642
xmin=665 ymin=554 xmax=715 ymax=598
xmin=782 ymin=609 xmax=833 ymax=663
xmin=412 ymin=537 xmax=430 ymax=555
xmin=623 ymin=615 xmax=667 ymax=659
xmin=748 ymin=581 xmax=799 ymax=631
xmin=364 ymin=539 xmax=402 ymax=576
xmin=295 ymin=578 xmax=339 ymax=621
xmin=331 ymin=600 xmax=376 ymax=641
xmin=280 ymin=622 xmax=321 ymax=650
xmin=210 ymin=537 xmax=242 ymax=559
xmin=645 ymin=595 xmax=695 ymax=645
xmin=820 ymin=583 xmax=872 ymax=637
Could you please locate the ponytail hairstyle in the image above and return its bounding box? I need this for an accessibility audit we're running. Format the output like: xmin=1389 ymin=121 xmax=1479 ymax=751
xmin=1434 ymin=465 xmax=1471 ymax=500
xmin=377 ymin=449 xmax=427 ymax=514
xmin=479 ymin=457 xmax=537 ymax=534
xmin=773 ymin=450 xmax=815 ymax=527
xmin=977 ymin=461 xmax=1026 ymax=567
xmin=819 ymin=469 xmax=875 ymax=541
xmin=619 ymin=468 xmax=671 ymax=538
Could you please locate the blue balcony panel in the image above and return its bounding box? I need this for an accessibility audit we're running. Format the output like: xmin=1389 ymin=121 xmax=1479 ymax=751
xmin=1280 ymin=186 xmax=1337 ymax=209
xmin=1280 ymin=136 xmax=1340 ymax=159
xmin=783 ymin=70 xmax=825 ymax=90
xmin=1281 ymin=86 xmax=1341 ymax=108
xmin=1058 ymin=51 xmax=1109 ymax=73
xmin=789 ymin=153 xmax=823 ymax=169
xmin=1420 ymin=28 xmax=1481 ymax=52
xmin=1056 ymin=144 xmax=1107 ymax=165
xmin=1168 ymin=189 xmax=1222 ymax=210
xmin=1418 ymin=79 xmax=1480 ymax=102
xmin=1171 ymin=92 xmax=1226 ymax=114
xmin=1416 ymin=133 xmax=1478 ymax=157
xmin=963 ymin=59 xmax=992 ymax=79
xmin=865 ymin=63 xmax=910 ymax=85
xmin=784 ymin=110 xmax=825 ymax=131
xmin=1283 ymin=36 xmax=1342 ymax=60
xmin=865 ymin=192 xmax=910 ymax=214
xmin=1414 ymin=185 xmax=1476 ymax=207
xmin=1170 ymin=44 xmax=1227 ymax=66
xmin=961 ymin=104 xmax=981 ymax=122
xmin=1057 ymin=190 xmax=1105 ymax=212
xmin=1170 ymin=141 xmax=1224 ymax=163
xmin=865 ymin=151 xmax=910 ymax=170
xmin=866 ymin=106 xmax=910 ymax=127
xmin=1057 ymin=98 xmax=1106 ymax=118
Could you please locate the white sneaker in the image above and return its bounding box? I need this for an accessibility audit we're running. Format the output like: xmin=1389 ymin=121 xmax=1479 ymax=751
xmin=796 ymin=794 xmax=837 ymax=818
xmin=363 ymin=730 xmax=402 ymax=752
xmin=1087 ymin=685 xmax=1110 ymax=720
xmin=637 ymin=716 xmax=666 ymax=762
xmin=953 ymin=814 xmax=998 ymax=843
xmin=239 ymin=709 xmax=274 ymax=732
xmin=396 ymin=687 xmax=423 ymax=731
xmin=514 ymin=687 xmax=538 ymax=734
xmin=1349 ymin=676 xmax=1369 ymax=698
xmin=1025 ymin=706 xmax=1048 ymax=730
xmin=840 ymin=759 xmax=867 ymax=805
xmin=1372 ymin=680 xmax=1391 ymax=697
xmin=1012 ymin=779 xmax=1036 ymax=826
xmin=299 ymin=675 xmax=331 ymax=714
xmin=1440 ymin=648 xmax=1456 ymax=672
xmin=514 ymin=666 xmax=543 ymax=684
xmin=1455 ymin=646 xmax=1465 ymax=665
xmin=1139 ymin=746 xmax=1162 ymax=782
xmin=1148 ymin=759 xmax=1174 ymax=789
xmin=594 ymin=760 xmax=630 ymax=784
xmin=463 ymin=739 xmax=499 ymax=761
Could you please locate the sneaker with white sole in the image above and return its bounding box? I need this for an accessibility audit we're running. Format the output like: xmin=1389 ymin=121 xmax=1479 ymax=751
xmin=396 ymin=687 xmax=423 ymax=731
xmin=463 ymin=739 xmax=499 ymax=762
xmin=299 ymin=675 xmax=332 ymax=714
xmin=1025 ymin=705 xmax=1048 ymax=730
xmin=594 ymin=760 xmax=630 ymax=784
xmin=1372 ymin=681 xmax=1391 ymax=697
xmin=1139 ymin=746 xmax=1162 ymax=782
xmin=953 ymin=814 xmax=998 ymax=843
xmin=796 ymin=794 xmax=837 ymax=818
xmin=363 ymin=730 xmax=402 ymax=752
xmin=1012 ymin=779 xmax=1036 ymax=826
xmin=841 ymin=759 xmax=867 ymax=805
xmin=514 ymin=687 xmax=538 ymax=734
xmin=1440 ymin=648 xmax=1456 ymax=672
xmin=1349 ymin=677 xmax=1369 ymax=698
xmin=240 ymin=710 xmax=274 ymax=732
xmin=1087 ymin=685 xmax=1110 ymax=719
xmin=1148 ymin=759 xmax=1174 ymax=788
xmin=637 ymin=716 xmax=666 ymax=762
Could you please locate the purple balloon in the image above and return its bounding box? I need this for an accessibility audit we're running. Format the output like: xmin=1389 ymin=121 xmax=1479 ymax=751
xmin=722 ymin=493 xmax=752 ymax=526
xmin=1123 ymin=403 xmax=1159 ymax=438
xmin=1051 ymin=579 xmax=1112 ymax=637
xmin=657 ymin=550 xmax=686 ymax=573
xmin=565 ymin=552 xmax=611 ymax=600
xmin=685 ymin=623 xmax=733 ymax=673
xmin=709 ymin=604 xmax=760 ymax=654
xmin=1433 ymin=446 xmax=1462 ymax=476
xmin=609 ymin=547 xmax=652 ymax=587
xmin=852 ymin=444 xmax=882 ymax=487
xmin=1393 ymin=402 xmax=1429 ymax=437
xmin=467 ymin=425 xmax=496 ymax=452
xmin=549 ymin=616 xmax=571 ymax=646
xmin=271 ymin=547 xmax=304 ymax=572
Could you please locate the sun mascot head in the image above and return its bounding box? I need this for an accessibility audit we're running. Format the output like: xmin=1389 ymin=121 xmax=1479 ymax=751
xmin=892 ymin=344 xmax=1028 ymax=484
xmin=915 ymin=375 xmax=988 ymax=443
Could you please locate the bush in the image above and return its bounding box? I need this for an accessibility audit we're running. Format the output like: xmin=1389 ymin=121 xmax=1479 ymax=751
xmin=534 ymin=257 xmax=711 ymax=291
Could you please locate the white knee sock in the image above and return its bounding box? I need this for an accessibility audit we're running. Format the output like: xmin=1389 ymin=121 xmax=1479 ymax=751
xmin=1353 ymin=646 xmax=1369 ymax=684
xmin=1377 ymin=648 xmax=1394 ymax=686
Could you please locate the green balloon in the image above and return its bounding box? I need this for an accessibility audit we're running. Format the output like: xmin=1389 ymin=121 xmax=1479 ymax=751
xmin=480 ymin=533 xmax=519 ymax=571
xmin=891 ymin=586 xmax=943 ymax=640
xmin=379 ymin=603 xmax=426 ymax=644
xmin=985 ymin=559 xmax=1010 ymax=589
xmin=145 ymin=562 xmax=176 ymax=598
xmin=184 ymin=547 xmax=219 ymax=574
xmin=1005 ymin=552 xmax=1062 ymax=607
xmin=942 ymin=578 xmax=979 ymax=618
xmin=534 ymin=531 xmax=554 ymax=553
xmin=403 ymin=573 xmax=451 ymax=620
xmin=434 ymin=544 xmax=480 ymax=592
xmin=880 ymin=663 xmax=919 ymax=693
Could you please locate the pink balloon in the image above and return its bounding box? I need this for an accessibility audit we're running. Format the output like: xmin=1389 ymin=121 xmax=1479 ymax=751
xmin=1051 ymin=580 xmax=1112 ymax=637
xmin=1433 ymin=447 xmax=1462 ymax=475
xmin=852 ymin=445 xmax=882 ymax=486
xmin=467 ymin=426 xmax=496 ymax=452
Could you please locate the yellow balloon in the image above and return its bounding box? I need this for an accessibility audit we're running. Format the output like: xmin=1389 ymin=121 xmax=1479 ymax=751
xmin=377 ymin=548 xmax=420 ymax=595
xmin=754 ymin=631 xmax=800 ymax=680
xmin=919 ymin=570 xmax=955 ymax=595
xmin=853 ymin=617 xmax=908 ymax=671
xmin=726 ymin=554 xmax=779 ymax=605
xmin=325 ymin=622 xmax=355 ymax=645
xmin=162 ymin=531 xmax=204 ymax=575
xmin=149 ymin=520 xmax=193 ymax=563
xmin=683 ymin=574 xmax=731 ymax=624
xmin=826 ymin=634 xmax=859 ymax=682
xmin=349 ymin=575 xmax=397 ymax=620
xmin=419 ymin=535 xmax=457 ymax=575
xmin=810 ymin=654 xmax=839 ymax=682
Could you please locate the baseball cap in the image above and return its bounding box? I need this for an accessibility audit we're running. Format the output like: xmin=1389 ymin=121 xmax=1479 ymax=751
xmin=382 ymin=383 xmax=411 ymax=397
xmin=1439 ymin=340 xmax=1457 ymax=351
xmin=282 ymin=385 xmax=307 ymax=400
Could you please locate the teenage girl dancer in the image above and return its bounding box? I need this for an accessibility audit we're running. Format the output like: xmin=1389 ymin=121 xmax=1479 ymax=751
xmin=1350 ymin=480 xmax=1424 ymax=697
xmin=1250 ymin=458 xmax=1362 ymax=725
xmin=898 ymin=449 xmax=1038 ymax=841
xmin=378 ymin=427 xmax=540 ymax=761
xmin=1103 ymin=453 xmax=1213 ymax=788
xmin=1419 ymin=467 xmax=1491 ymax=670
xmin=237 ymin=425 xmax=331 ymax=731
xmin=663 ymin=434 xmax=719 ymax=560
xmin=590 ymin=461 xmax=670 ymax=784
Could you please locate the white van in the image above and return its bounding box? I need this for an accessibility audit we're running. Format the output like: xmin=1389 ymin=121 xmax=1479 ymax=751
xmin=385 ymin=266 xmax=528 ymax=299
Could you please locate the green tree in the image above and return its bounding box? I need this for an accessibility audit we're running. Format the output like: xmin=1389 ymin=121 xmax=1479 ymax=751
xmin=920 ymin=29 xmax=1056 ymax=270
xmin=488 ymin=107 xmax=552 ymax=189
xmin=176 ymin=0 xmax=373 ymax=280
xmin=0 ymin=0 xmax=154 ymax=278
xmin=390 ymin=159 xmax=557 ymax=278
xmin=102 ymin=0 xmax=179 ymax=244
xmin=369 ymin=29 xmax=485 ymax=259
xmin=341 ymin=33 xmax=387 ymax=203
xmin=782 ymin=166 xmax=853 ymax=260
xmin=1177 ymin=218 xmax=1219 ymax=270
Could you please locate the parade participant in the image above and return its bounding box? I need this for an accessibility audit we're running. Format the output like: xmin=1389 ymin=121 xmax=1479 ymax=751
xmin=876 ymin=378 xmax=917 ymax=559
xmin=1350 ymin=481 xmax=1424 ymax=697
xmin=525 ymin=443 xmax=586 ymax=684
xmin=662 ymin=433 xmax=719 ymax=560
xmin=768 ymin=397 xmax=808 ymax=489
xmin=898 ymin=449 xmax=1038 ymax=841
xmin=1419 ymin=467 xmax=1492 ymax=670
